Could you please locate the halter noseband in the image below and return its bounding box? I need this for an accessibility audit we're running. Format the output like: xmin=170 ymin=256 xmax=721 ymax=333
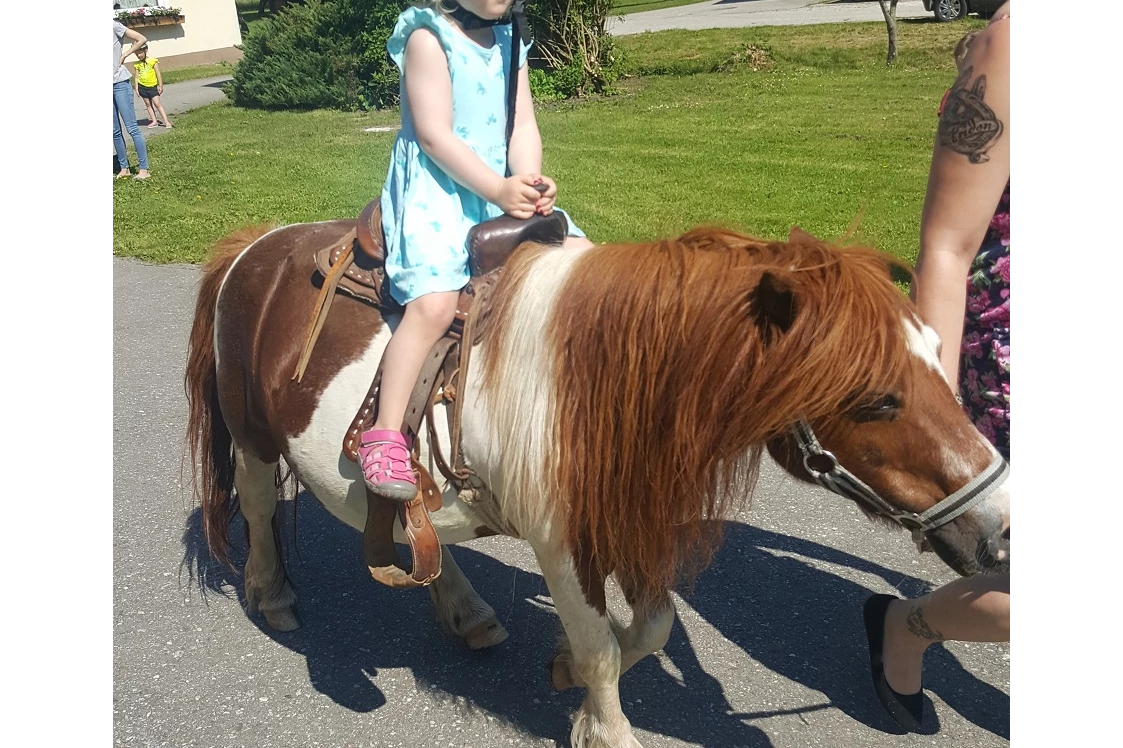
xmin=791 ymin=419 xmax=1009 ymax=544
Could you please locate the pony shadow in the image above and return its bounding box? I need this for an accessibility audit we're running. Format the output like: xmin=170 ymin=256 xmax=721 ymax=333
xmin=671 ymin=521 xmax=1009 ymax=739
xmin=181 ymin=495 xmax=773 ymax=747
xmin=179 ymin=506 xmax=1005 ymax=744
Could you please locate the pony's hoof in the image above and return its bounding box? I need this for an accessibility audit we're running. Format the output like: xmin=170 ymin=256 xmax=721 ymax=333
xmin=262 ymin=607 xmax=301 ymax=632
xmin=464 ymin=617 xmax=508 ymax=650
xmin=549 ymin=653 xmax=577 ymax=691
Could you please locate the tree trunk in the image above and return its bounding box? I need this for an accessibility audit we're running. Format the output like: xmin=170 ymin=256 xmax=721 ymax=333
xmin=876 ymin=0 xmax=900 ymax=65
xmin=262 ymin=0 xmax=291 ymax=15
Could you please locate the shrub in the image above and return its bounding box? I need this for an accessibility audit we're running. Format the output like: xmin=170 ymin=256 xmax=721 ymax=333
xmin=232 ymin=0 xmax=617 ymax=110
xmin=231 ymin=0 xmax=407 ymax=110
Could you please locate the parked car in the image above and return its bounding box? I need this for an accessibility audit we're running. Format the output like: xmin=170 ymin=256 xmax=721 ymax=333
xmin=923 ymin=0 xmax=1004 ymax=22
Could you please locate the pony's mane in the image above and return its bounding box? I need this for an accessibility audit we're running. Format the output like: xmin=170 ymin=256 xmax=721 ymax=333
xmin=483 ymin=227 xmax=915 ymax=612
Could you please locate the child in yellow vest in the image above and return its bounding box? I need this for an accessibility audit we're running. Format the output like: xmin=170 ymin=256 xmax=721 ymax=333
xmin=133 ymin=45 xmax=172 ymax=129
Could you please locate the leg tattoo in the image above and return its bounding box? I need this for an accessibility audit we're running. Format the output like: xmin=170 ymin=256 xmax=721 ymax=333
xmin=906 ymin=604 xmax=944 ymax=641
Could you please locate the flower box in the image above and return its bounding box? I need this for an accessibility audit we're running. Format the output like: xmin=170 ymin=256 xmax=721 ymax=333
xmin=121 ymin=14 xmax=185 ymax=28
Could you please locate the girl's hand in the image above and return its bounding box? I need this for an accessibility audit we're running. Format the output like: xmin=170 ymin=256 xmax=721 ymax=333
xmin=495 ymin=175 xmax=542 ymax=219
xmin=157 ymin=84 xmax=163 ymax=95
xmin=529 ymin=175 xmax=557 ymax=215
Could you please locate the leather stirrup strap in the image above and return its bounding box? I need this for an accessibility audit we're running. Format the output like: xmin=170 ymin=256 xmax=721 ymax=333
xmin=293 ymin=229 xmax=357 ymax=382
xmin=447 ymin=283 xmax=489 ymax=479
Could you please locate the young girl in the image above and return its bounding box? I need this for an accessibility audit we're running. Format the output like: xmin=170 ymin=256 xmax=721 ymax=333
xmin=358 ymin=0 xmax=592 ymax=501
xmin=133 ymin=44 xmax=173 ymax=129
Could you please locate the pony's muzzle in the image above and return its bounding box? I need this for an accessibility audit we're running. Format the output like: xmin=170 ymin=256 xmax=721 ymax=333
xmin=988 ymin=523 xmax=1015 ymax=566
xmin=928 ymin=519 xmax=1009 ymax=576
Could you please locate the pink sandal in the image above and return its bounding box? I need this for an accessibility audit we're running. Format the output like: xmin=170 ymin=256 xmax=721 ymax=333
xmin=357 ymin=429 xmax=417 ymax=502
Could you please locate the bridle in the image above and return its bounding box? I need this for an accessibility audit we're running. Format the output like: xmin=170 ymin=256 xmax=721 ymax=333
xmin=791 ymin=419 xmax=1009 ymax=544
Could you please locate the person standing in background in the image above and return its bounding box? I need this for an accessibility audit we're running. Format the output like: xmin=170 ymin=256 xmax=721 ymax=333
xmin=113 ymin=20 xmax=151 ymax=179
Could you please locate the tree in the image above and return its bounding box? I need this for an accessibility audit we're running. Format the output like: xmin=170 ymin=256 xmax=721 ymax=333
xmin=876 ymin=0 xmax=900 ymax=65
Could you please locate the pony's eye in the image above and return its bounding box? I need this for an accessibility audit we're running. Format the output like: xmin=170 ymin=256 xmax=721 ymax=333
xmin=853 ymin=394 xmax=900 ymax=423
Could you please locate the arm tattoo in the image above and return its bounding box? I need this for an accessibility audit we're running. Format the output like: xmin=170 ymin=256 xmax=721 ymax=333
xmin=906 ymin=604 xmax=944 ymax=641
xmin=938 ymin=65 xmax=1004 ymax=164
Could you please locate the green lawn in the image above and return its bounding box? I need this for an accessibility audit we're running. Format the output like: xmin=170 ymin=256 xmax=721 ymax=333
xmin=161 ymin=62 xmax=236 ymax=84
xmin=113 ymin=19 xmax=983 ymax=265
xmin=612 ymin=0 xmax=711 ymax=14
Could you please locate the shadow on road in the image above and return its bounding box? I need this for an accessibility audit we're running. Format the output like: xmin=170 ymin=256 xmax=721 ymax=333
xmin=180 ymin=495 xmax=1007 ymax=744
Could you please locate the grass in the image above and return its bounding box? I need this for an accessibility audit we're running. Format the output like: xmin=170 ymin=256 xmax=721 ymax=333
xmin=612 ymin=0 xmax=711 ymax=14
xmin=161 ymin=62 xmax=236 ymax=84
xmin=113 ymin=18 xmax=985 ymax=266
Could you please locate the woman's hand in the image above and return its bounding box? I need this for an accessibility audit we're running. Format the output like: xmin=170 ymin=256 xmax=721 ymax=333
xmin=495 ymin=175 xmax=543 ymax=219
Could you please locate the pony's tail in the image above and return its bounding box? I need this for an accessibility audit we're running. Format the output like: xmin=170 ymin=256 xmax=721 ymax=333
xmin=184 ymin=226 xmax=272 ymax=569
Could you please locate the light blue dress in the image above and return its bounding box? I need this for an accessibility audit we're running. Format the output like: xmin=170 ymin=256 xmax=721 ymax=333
xmin=380 ymin=7 xmax=585 ymax=305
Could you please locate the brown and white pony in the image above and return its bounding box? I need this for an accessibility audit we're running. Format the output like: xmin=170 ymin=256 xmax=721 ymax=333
xmin=186 ymin=220 xmax=1010 ymax=748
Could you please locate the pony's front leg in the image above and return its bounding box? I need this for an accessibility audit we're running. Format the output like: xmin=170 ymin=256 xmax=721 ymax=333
xmin=235 ymin=445 xmax=299 ymax=631
xmin=552 ymin=589 xmax=674 ymax=691
xmin=533 ymin=542 xmax=643 ymax=748
xmin=428 ymin=545 xmax=509 ymax=650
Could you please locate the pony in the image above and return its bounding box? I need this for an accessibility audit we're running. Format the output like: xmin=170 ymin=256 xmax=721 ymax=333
xmin=185 ymin=220 xmax=1010 ymax=748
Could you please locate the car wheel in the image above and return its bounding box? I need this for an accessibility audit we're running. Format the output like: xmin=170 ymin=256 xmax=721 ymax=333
xmin=934 ymin=0 xmax=966 ymax=21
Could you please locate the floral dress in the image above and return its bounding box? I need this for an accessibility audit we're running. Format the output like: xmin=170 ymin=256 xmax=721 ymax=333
xmin=959 ymin=182 xmax=1010 ymax=461
xmin=379 ymin=7 xmax=585 ymax=305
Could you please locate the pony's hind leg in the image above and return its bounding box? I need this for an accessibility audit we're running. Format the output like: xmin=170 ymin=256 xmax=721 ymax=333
xmin=235 ymin=444 xmax=299 ymax=631
xmin=428 ymin=545 xmax=509 ymax=650
xmin=552 ymin=589 xmax=674 ymax=692
xmin=533 ymin=542 xmax=643 ymax=748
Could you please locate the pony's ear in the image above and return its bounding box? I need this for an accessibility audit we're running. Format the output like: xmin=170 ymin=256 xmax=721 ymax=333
xmin=788 ymin=225 xmax=819 ymax=245
xmin=748 ymin=271 xmax=798 ymax=340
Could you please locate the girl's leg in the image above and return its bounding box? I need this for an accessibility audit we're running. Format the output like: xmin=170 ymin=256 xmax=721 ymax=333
xmin=153 ymin=96 xmax=173 ymax=128
xmin=564 ymin=235 xmax=594 ymax=251
xmin=881 ymin=572 xmax=1009 ymax=694
xmin=359 ymin=290 xmax=459 ymax=500
xmin=144 ymin=96 xmax=159 ymax=127
xmin=113 ymin=82 xmax=150 ymax=177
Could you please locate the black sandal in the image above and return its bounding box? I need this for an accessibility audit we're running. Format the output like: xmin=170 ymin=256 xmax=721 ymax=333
xmin=863 ymin=593 xmax=924 ymax=732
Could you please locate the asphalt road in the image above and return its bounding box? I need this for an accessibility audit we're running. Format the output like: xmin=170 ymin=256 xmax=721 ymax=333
xmin=113 ymin=2 xmax=1004 ymax=745
xmin=113 ymin=258 xmax=1008 ymax=747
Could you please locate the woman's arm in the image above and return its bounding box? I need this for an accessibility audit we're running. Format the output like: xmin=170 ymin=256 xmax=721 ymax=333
xmin=120 ymin=27 xmax=147 ymax=64
xmin=913 ymin=18 xmax=1010 ymax=385
xmin=404 ymin=29 xmax=541 ymax=217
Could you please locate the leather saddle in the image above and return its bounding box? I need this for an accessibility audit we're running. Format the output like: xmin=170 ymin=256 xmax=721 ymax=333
xmin=297 ymin=198 xmax=567 ymax=588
